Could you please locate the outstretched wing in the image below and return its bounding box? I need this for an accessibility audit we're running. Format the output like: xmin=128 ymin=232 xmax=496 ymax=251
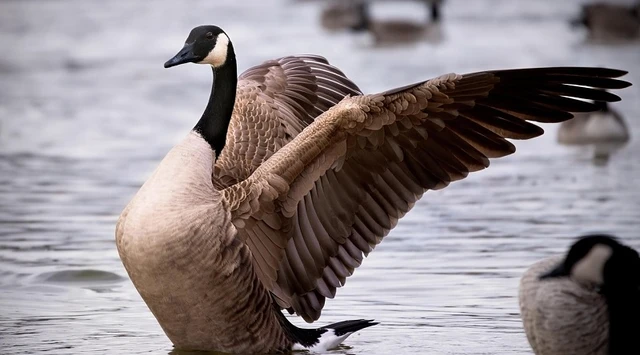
xmin=213 ymin=55 xmax=362 ymax=188
xmin=224 ymin=67 xmax=630 ymax=322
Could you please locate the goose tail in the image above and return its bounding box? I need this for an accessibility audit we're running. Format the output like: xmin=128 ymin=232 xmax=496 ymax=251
xmin=276 ymin=310 xmax=378 ymax=352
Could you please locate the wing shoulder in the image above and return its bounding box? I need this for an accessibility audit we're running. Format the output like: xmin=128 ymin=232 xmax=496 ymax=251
xmin=213 ymin=55 xmax=362 ymax=189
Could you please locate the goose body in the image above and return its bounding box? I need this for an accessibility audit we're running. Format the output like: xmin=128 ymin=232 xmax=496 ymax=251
xmin=519 ymin=235 xmax=640 ymax=355
xmin=117 ymin=132 xmax=288 ymax=351
xmin=364 ymin=18 xmax=443 ymax=46
xmin=320 ymin=0 xmax=363 ymax=31
xmin=557 ymin=102 xmax=630 ymax=163
xmin=116 ymin=25 xmax=631 ymax=353
xmin=519 ymin=255 xmax=609 ymax=355
xmin=321 ymin=0 xmax=443 ymax=46
xmin=572 ymin=2 xmax=640 ymax=43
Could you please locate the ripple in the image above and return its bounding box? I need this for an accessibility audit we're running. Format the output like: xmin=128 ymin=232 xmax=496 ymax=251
xmin=35 ymin=270 xmax=125 ymax=285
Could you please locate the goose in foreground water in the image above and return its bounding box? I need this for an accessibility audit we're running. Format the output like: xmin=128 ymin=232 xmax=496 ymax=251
xmin=519 ymin=235 xmax=640 ymax=355
xmin=115 ymin=25 xmax=631 ymax=353
xmin=557 ymin=100 xmax=630 ymax=164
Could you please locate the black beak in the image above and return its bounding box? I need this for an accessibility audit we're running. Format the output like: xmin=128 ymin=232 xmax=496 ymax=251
xmin=569 ymin=18 xmax=580 ymax=27
xmin=164 ymin=43 xmax=198 ymax=68
xmin=570 ymin=14 xmax=588 ymax=28
xmin=539 ymin=263 xmax=569 ymax=280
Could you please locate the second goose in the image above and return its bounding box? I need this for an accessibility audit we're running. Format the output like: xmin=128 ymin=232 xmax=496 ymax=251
xmin=557 ymin=100 xmax=630 ymax=164
xmin=572 ymin=2 xmax=640 ymax=43
xmin=116 ymin=25 xmax=631 ymax=354
xmin=321 ymin=0 xmax=444 ymax=46
xmin=519 ymin=234 xmax=640 ymax=355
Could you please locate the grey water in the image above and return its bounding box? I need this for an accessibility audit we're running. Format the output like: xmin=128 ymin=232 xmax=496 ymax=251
xmin=1 ymin=0 xmax=639 ymax=354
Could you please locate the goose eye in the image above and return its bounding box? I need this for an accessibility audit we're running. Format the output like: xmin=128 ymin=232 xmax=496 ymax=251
xmin=205 ymin=32 xmax=214 ymax=39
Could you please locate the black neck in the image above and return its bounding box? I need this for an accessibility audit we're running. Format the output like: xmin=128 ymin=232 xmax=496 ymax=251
xmin=193 ymin=46 xmax=237 ymax=156
xmin=604 ymin=287 xmax=639 ymax=354
xmin=594 ymin=100 xmax=609 ymax=112
xmin=431 ymin=2 xmax=441 ymax=22
xmin=351 ymin=3 xmax=370 ymax=32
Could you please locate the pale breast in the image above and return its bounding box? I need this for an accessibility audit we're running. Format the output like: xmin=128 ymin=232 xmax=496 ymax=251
xmin=117 ymin=132 xmax=221 ymax=263
xmin=116 ymin=131 xmax=289 ymax=353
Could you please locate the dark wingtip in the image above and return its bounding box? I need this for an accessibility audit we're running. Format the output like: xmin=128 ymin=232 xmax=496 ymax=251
xmin=615 ymin=79 xmax=632 ymax=88
xmin=599 ymin=79 xmax=633 ymax=90
xmin=605 ymin=69 xmax=628 ymax=78
xmin=324 ymin=318 xmax=379 ymax=336
xmin=606 ymin=94 xmax=622 ymax=103
xmin=588 ymin=68 xmax=628 ymax=78
xmin=361 ymin=319 xmax=379 ymax=327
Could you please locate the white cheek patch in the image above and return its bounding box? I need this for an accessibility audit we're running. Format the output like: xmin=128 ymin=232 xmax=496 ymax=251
xmin=199 ymin=33 xmax=229 ymax=68
xmin=572 ymin=244 xmax=613 ymax=285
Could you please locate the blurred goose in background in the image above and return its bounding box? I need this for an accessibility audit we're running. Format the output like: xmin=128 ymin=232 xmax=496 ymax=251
xmin=519 ymin=234 xmax=640 ymax=355
xmin=116 ymin=24 xmax=631 ymax=354
xmin=571 ymin=1 xmax=640 ymax=43
xmin=320 ymin=0 xmax=362 ymax=31
xmin=321 ymin=0 xmax=444 ymax=46
xmin=557 ymin=100 xmax=630 ymax=164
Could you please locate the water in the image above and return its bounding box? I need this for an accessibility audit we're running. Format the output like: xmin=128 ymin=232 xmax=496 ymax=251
xmin=1 ymin=0 xmax=639 ymax=354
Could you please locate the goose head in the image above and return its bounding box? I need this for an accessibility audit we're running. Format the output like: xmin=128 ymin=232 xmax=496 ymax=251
xmin=593 ymin=100 xmax=610 ymax=112
xmin=570 ymin=6 xmax=589 ymax=29
xmin=349 ymin=1 xmax=371 ymax=32
xmin=540 ymin=235 xmax=640 ymax=293
xmin=164 ymin=25 xmax=233 ymax=69
xmin=162 ymin=25 xmax=237 ymax=156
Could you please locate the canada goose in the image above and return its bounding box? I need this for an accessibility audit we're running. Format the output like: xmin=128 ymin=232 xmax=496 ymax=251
xmin=557 ymin=100 xmax=630 ymax=163
xmin=115 ymin=25 xmax=631 ymax=354
xmin=353 ymin=0 xmax=443 ymax=46
xmin=320 ymin=0 xmax=360 ymax=31
xmin=571 ymin=2 xmax=640 ymax=43
xmin=320 ymin=0 xmax=443 ymax=46
xmin=519 ymin=234 xmax=640 ymax=355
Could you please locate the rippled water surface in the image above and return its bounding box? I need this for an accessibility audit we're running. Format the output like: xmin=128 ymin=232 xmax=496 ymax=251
xmin=1 ymin=0 xmax=639 ymax=354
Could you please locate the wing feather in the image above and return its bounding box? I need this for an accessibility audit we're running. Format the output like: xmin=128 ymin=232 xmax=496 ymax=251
xmin=223 ymin=66 xmax=630 ymax=322
xmin=213 ymin=55 xmax=362 ymax=189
